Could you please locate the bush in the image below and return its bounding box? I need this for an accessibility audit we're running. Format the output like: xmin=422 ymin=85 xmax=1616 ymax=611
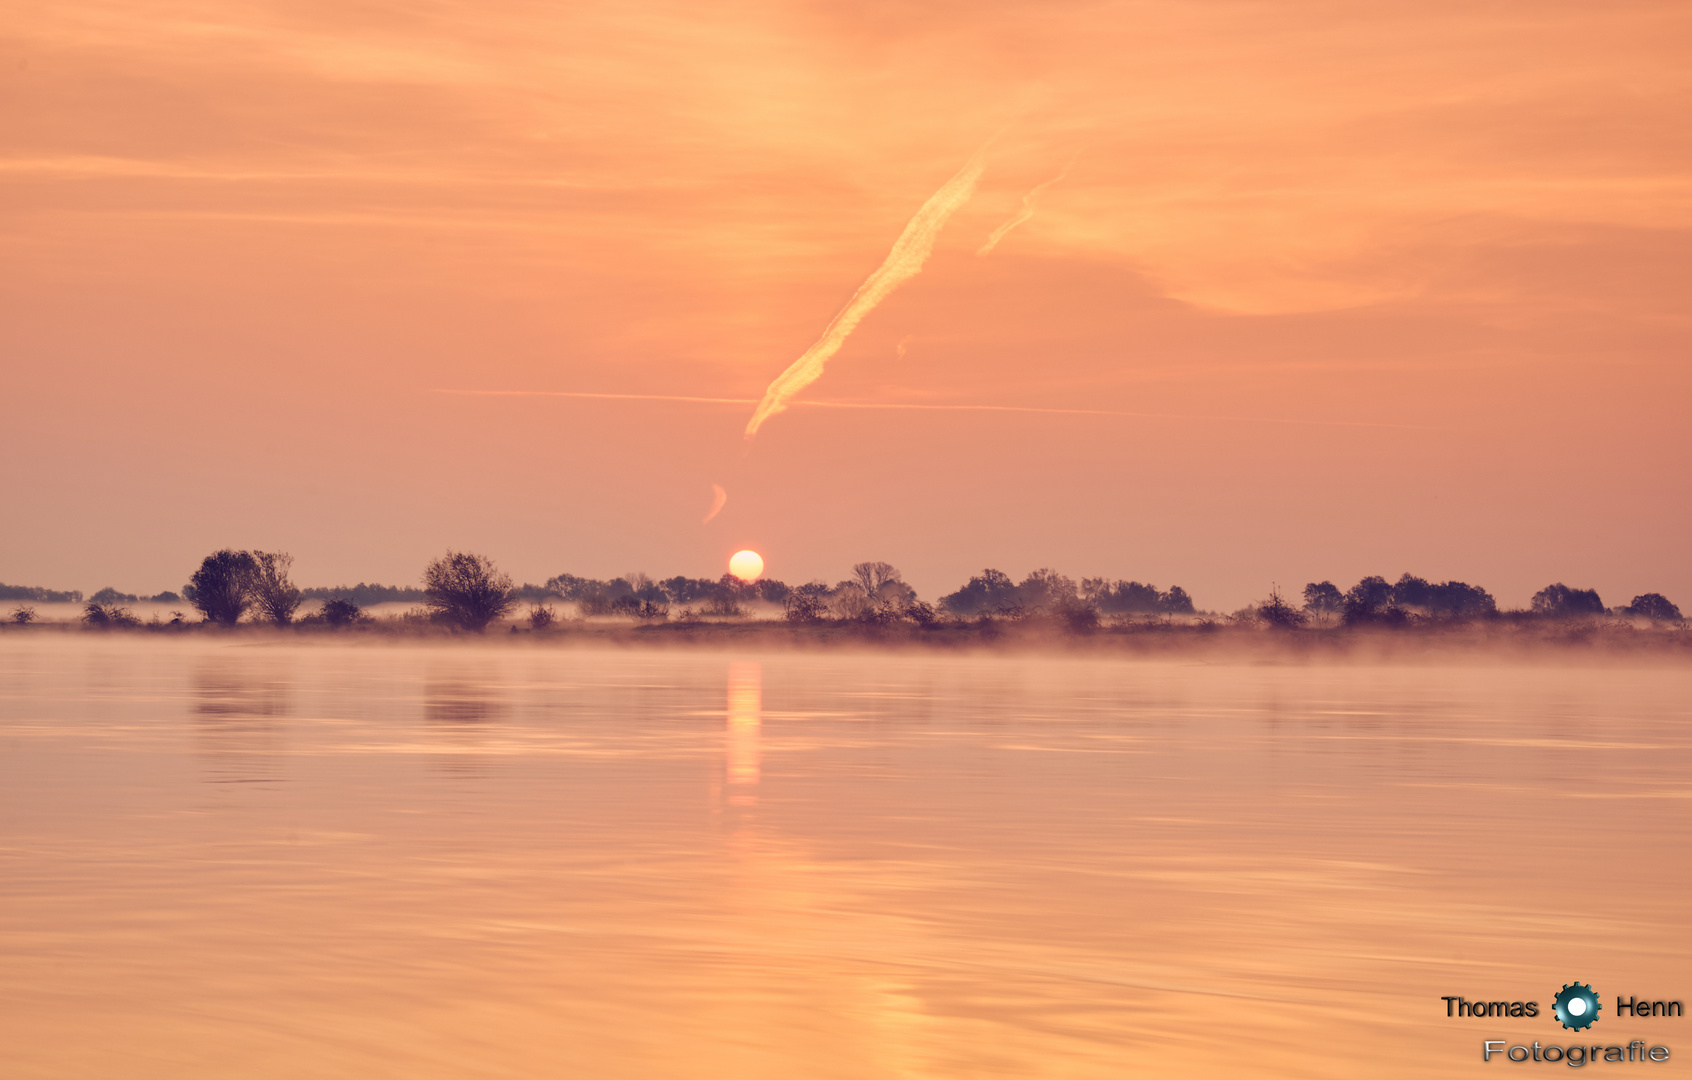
xmin=529 ymin=603 xmax=557 ymax=630
xmin=320 ymin=598 xmax=362 ymax=626
xmin=83 ymin=602 xmax=139 ymax=628
xmin=422 ymin=551 xmax=516 ymax=632
xmin=9 ymin=606 xmax=36 ymax=625
xmin=1257 ymin=586 xmax=1307 ymax=628
xmin=184 ymin=549 xmax=259 ymax=625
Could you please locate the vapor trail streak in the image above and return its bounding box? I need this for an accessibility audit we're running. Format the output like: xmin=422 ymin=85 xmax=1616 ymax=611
xmin=434 ymin=389 xmax=1424 ymax=429
xmin=743 ymin=155 xmax=985 ymax=438
xmin=978 ymin=166 xmax=1070 ymax=255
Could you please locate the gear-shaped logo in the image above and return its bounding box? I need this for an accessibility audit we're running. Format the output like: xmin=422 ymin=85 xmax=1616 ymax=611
xmin=1553 ymin=982 xmax=1602 ymax=1031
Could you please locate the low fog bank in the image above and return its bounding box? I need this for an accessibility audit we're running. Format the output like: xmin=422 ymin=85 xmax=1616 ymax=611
xmin=4 ymin=552 xmax=1685 ymax=661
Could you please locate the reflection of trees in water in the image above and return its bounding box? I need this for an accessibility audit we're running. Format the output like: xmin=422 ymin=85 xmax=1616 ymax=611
xmin=192 ymin=661 xmax=289 ymax=785
xmin=424 ymin=680 xmax=508 ymax=779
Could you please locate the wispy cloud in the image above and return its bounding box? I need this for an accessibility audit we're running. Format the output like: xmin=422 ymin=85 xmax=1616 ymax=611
xmin=435 ymin=389 xmax=1425 ymax=429
xmin=743 ymin=155 xmax=985 ymax=438
xmin=978 ymin=163 xmax=1072 ymax=256
xmin=702 ymin=483 xmax=728 ymax=523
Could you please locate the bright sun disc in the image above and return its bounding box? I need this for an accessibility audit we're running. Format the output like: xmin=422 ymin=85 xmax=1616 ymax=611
xmin=729 ymin=550 xmax=764 ymax=582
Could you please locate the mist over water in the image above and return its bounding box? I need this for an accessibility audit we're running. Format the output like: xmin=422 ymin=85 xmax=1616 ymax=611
xmin=1 ymin=638 xmax=1688 ymax=1077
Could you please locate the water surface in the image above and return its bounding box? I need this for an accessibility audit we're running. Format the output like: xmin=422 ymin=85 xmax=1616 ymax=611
xmin=1 ymin=638 xmax=1688 ymax=1077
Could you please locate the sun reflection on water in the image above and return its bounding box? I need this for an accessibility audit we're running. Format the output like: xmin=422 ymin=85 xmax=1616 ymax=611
xmin=726 ymin=661 xmax=761 ymax=803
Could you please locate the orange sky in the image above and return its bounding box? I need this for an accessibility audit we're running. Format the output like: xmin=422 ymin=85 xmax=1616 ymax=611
xmin=4 ymin=0 xmax=1689 ymax=609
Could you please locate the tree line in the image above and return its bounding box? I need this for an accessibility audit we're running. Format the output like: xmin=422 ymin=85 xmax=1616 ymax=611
xmin=7 ymin=551 xmax=1682 ymax=631
xmin=1256 ymin=573 xmax=1682 ymax=627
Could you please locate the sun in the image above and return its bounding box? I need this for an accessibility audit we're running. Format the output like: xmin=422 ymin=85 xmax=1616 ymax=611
xmin=728 ymin=549 xmax=764 ymax=582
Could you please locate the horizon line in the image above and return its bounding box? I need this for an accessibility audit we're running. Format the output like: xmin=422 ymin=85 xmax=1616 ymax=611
xmin=432 ymin=389 xmax=1426 ymax=430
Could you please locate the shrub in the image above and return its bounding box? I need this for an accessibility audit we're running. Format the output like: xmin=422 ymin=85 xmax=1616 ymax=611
xmin=422 ymin=551 xmax=516 ymax=632
xmin=1257 ymin=586 xmax=1307 ymax=628
xmin=83 ymin=602 xmax=139 ymax=628
xmin=9 ymin=606 xmax=36 ymax=625
xmin=529 ymin=603 xmax=557 ymax=630
xmin=320 ymin=598 xmax=362 ymax=626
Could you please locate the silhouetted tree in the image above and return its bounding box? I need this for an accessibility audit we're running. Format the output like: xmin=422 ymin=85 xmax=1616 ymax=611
xmin=1015 ymin=568 xmax=1078 ymax=613
xmin=1342 ymin=575 xmax=1401 ymax=625
xmin=250 ymin=551 xmax=303 ymax=625
xmin=1531 ymin=583 xmax=1604 ymax=618
xmin=939 ymin=569 xmax=1019 ymax=616
xmin=184 ymin=549 xmax=259 ymax=625
xmin=783 ymin=582 xmax=830 ymax=623
xmin=828 ymin=581 xmax=874 ymax=620
xmin=852 ymin=562 xmax=902 ymax=597
xmin=1385 ymin=573 xmax=1495 ymax=618
xmin=301 ymin=583 xmax=427 ymax=606
xmin=1625 ymin=593 xmax=1682 ymax=622
xmin=1160 ymin=586 xmax=1195 ymax=614
xmin=1303 ymin=581 xmax=1343 ymax=615
xmin=1424 ymin=581 xmax=1496 ymax=618
xmin=422 ymin=550 xmax=516 ymax=632
xmin=0 ymin=583 xmax=82 ymax=603
xmin=9 ymin=606 xmax=37 ymax=625
xmin=1083 ymin=578 xmax=1195 ymax=616
xmin=90 ymin=587 xmax=139 ymax=604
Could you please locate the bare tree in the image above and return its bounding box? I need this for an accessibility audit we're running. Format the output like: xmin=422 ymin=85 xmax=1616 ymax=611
xmin=8 ymin=606 xmax=35 ymax=625
xmin=250 ymin=551 xmax=303 ymax=625
xmin=830 ymin=581 xmax=874 ymax=620
xmin=852 ymin=561 xmax=902 ymax=596
xmin=422 ymin=550 xmax=516 ymax=632
xmin=183 ymin=549 xmax=259 ymax=625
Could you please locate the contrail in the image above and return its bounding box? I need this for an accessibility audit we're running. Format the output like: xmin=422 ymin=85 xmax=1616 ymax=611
xmin=702 ymin=484 xmax=728 ymax=524
xmin=743 ymin=154 xmax=985 ymax=439
xmin=978 ymin=165 xmax=1070 ymax=256
xmin=434 ymin=389 xmax=1425 ymax=429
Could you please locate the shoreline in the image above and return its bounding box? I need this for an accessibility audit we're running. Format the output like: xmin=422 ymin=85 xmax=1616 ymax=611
xmin=6 ymin=616 xmax=1689 ymax=664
